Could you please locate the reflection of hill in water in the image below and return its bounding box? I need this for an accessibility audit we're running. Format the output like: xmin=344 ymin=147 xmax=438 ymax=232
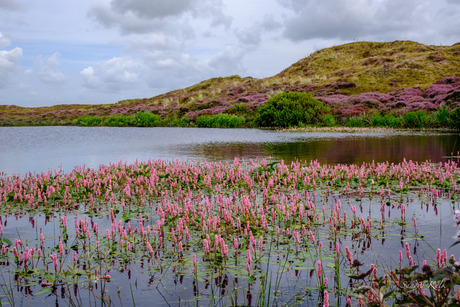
xmin=185 ymin=134 xmax=460 ymax=165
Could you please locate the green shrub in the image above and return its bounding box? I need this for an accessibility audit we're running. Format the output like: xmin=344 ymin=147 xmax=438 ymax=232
xmin=75 ymin=115 xmax=103 ymax=126
xmin=434 ymin=106 xmax=451 ymax=127
xmin=104 ymin=115 xmax=134 ymax=127
xmin=403 ymin=111 xmax=432 ymax=128
xmin=372 ymin=115 xmax=402 ymax=128
xmin=134 ymin=112 xmax=161 ymax=127
xmin=322 ymin=114 xmax=336 ymax=127
xmin=386 ymin=115 xmax=403 ymax=128
xmin=195 ymin=115 xmax=213 ymax=128
xmin=169 ymin=116 xmax=190 ymax=127
xmin=371 ymin=115 xmax=386 ymax=127
xmin=449 ymin=107 xmax=460 ymax=129
xmin=196 ymin=114 xmax=245 ymax=128
xmin=254 ymin=92 xmax=326 ymax=127
xmin=345 ymin=117 xmax=365 ymax=127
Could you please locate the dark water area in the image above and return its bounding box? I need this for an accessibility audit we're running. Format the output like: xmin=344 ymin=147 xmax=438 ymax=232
xmin=0 ymin=126 xmax=459 ymax=175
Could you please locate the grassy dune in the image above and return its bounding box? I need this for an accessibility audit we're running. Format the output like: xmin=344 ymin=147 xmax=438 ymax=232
xmin=1 ymin=40 xmax=459 ymax=126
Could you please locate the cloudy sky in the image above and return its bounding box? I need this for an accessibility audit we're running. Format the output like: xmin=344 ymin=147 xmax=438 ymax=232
xmin=0 ymin=0 xmax=459 ymax=107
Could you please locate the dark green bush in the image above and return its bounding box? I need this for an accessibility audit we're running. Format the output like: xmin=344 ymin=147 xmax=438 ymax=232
xmin=372 ymin=115 xmax=402 ymax=128
xmin=386 ymin=116 xmax=403 ymax=128
xmin=195 ymin=115 xmax=213 ymax=128
xmin=196 ymin=114 xmax=245 ymax=128
xmin=434 ymin=106 xmax=450 ymax=127
xmin=134 ymin=112 xmax=161 ymax=127
xmin=75 ymin=115 xmax=103 ymax=126
xmin=322 ymin=114 xmax=336 ymax=127
xmin=403 ymin=111 xmax=432 ymax=128
xmin=169 ymin=116 xmax=190 ymax=127
xmin=345 ymin=117 xmax=365 ymax=127
xmin=254 ymin=92 xmax=326 ymax=127
xmin=449 ymin=107 xmax=460 ymax=129
xmin=104 ymin=115 xmax=134 ymax=127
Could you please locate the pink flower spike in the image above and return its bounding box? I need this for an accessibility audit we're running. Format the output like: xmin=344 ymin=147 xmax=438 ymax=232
xmin=146 ymin=242 xmax=154 ymax=254
xmin=59 ymin=240 xmax=64 ymax=256
xmin=323 ymin=290 xmax=329 ymax=307
xmin=50 ymin=253 xmax=58 ymax=270
xmin=193 ymin=253 xmax=196 ymax=266
xmin=405 ymin=243 xmax=410 ymax=259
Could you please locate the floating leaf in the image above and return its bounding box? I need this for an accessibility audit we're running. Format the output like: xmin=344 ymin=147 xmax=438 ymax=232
xmin=2 ymin=238 xmax=12 ymax=247
xmin=348 ymin=268 xmax=373 ymax=280
xmin=34 ymin=286 xmax=53 ymax=296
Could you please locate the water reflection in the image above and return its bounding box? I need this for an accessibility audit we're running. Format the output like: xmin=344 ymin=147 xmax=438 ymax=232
xmin=0 ymin=127 xmax=459 ymax=175
xmin=185 ymin=133 xmax=460 ymax=165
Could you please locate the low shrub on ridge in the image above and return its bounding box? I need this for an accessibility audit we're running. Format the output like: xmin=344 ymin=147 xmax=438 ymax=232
xmin=254 ymin=92 xmax=327 ymax=128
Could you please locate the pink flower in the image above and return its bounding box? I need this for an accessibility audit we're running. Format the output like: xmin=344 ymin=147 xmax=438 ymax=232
xmin=146 ymin=242 xmax=154 ymax=254
xmin=455 ymin=210 xmax=460 ymax=226
xmin=41 ymin=282 xmax=53 ymax=287
xmin=50 ymin=253 xmax=58 ymax=270
xmin=59 ymin=240 xmax=64 ymax=256
xmin=405 ymin=243 xmax=410 ymax=259
xmin=323 ymin=290 xmax=329 ymax=307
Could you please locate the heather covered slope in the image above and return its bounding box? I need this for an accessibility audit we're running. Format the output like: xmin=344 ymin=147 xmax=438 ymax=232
xmin=1 ymin=40 xmax=459 ymax=126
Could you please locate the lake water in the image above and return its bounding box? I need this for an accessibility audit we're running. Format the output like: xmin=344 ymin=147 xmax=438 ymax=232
xmin=1 ymin=127 xmax=460 ymax=306
xmin=0 ymin=126 xmax=459 ymax=175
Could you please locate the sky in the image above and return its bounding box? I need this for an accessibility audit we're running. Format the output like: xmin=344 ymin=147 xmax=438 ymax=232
xmin=0 ymin=0 xmax=459 ymax=107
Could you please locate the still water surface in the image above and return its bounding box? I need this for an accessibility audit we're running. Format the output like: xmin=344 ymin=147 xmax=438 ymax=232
xmin=1 ymin=127 xmax=460 ymax=306
xmin=1 ymin=126 xmax=459 ymax=175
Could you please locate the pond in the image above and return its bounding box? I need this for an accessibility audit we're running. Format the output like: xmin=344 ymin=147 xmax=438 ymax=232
xmin=1 ymin=127 xmax=460 ymax=306
xmin=1 ymin=126 xmax=459 ymax=175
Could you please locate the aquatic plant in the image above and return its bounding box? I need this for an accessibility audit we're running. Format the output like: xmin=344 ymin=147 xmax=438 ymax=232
xmin=1 ymin=158 xmax=460 ymax=305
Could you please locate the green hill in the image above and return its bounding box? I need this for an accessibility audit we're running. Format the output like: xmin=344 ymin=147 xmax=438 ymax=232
xmin=1 ymin=40 xmax=459 ymax=126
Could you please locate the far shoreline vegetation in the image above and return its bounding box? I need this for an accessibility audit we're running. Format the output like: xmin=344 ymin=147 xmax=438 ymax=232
xmin=4 ymin=90 xmax=460 ymax=131
xmin=1 ymin=40 xmax=459 ymax=130
xmin=71 ymin=91 xmax=460 ymax=130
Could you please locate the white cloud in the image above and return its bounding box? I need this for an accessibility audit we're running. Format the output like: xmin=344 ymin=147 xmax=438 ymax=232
xmin=0 ymin=0 xmax=22 ymax=11
xmin=280 ymin=0 xmax=432 ymax=41
xmin=81 ymin=56 xmax=141 ymax=92
xmin=208 ymin=45 xmax=246 ymax=75
xmin=0 ymin=32 xmax=22 ymax=88
xmin=0 ymin=32 xmax=11 ymax=48
xmin=235 ymin=14 xmax=281 ymax=46
xmin=35 ymin=52 xmax=67 ymax=86
xmin=111 ymin=0 xmax=194 ymax=18
xmin=88 ymin=0 xmax=231 ymax=36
